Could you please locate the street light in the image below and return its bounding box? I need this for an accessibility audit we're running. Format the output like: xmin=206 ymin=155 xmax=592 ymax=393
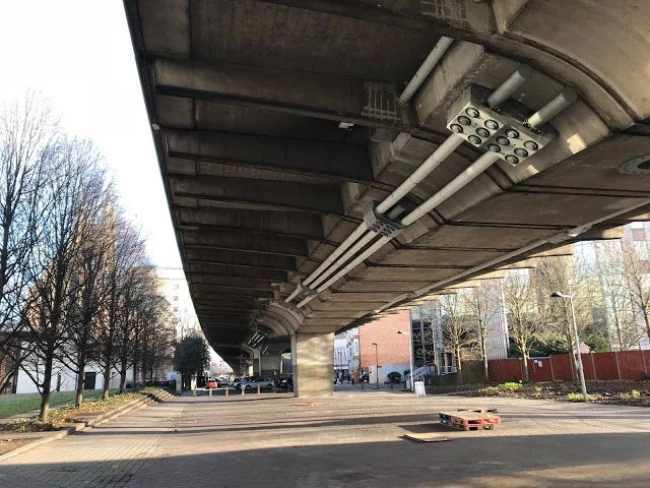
xmin=371 ymin=342 xmax=379 ymax=390
xmin=551 ymin=291 xmax=588 ymax=401
xmin=398 ymin=330 xmax=415 ymax=393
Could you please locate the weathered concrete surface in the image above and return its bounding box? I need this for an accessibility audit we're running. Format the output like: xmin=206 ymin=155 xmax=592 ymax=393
xmin=2 ymin=391 xmax=650 ymax=487
xmin=123 ymin=1 xmax=650 ymax=371
xmin=292 ymin=331 xmax=335 ymax=397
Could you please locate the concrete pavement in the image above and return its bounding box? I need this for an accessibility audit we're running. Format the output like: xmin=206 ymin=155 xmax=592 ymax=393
xmin=1 ymin=390 xmax=650 ymax=487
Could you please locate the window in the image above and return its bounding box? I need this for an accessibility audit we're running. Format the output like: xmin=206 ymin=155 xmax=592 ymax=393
xmin=173 ymin=296 xmax=179 ymax=301
xmin=173 ymin=307 xmax=178 ymax=313
xmin=173 ymin=284 xmax=179 ymax=290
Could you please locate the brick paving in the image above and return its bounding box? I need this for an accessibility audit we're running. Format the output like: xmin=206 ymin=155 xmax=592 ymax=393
xmin=1 ymin=390 xmax=650 ymax=487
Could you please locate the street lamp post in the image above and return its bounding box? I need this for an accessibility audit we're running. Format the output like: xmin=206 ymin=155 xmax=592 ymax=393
xmin=398 ymin=330 xmax=415 ymax=393
xmin=551 ymin=291 xmax=588 ymax=401
xmin=371 ymin=342 xmax=379 ymax=389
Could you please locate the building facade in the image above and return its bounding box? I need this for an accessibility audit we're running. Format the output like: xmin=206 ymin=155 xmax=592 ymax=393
xmin=358 ymin=309 xmax=411 ymax=384
xmin=155 ymin=267 xmax=199 ymax=340
xmin=333 ymin=327 xmax=359 ymax=380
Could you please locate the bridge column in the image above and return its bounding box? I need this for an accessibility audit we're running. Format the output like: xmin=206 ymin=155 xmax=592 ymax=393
xmin=292 ymin=331 xmax=334 ymax=398
xmin=260 ymin=354 xmax=282 ymax=378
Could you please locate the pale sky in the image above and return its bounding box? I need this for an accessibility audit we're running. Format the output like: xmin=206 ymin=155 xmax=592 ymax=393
xmin=0 ymin=1 xmax=181 ymax=268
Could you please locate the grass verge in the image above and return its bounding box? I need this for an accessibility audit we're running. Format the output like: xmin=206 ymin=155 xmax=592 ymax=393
xmin=0 ymin=389 xmax=114 ymax=418
xmin=464 ymin=380 xmax=650 ymax=406
xmin=0 ymin=387 xmax=169 ymax=433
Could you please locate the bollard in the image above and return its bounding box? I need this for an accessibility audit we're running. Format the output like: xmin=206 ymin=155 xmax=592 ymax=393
xmin=225 ymin=386 xmax=229 ymax=397
xmin=209 ymin=388 xmax=212 ymax=397
xmin=257 ymin=384 xmax=261 ymax=395
xmin=241 ymin=385 xmax=245 ymax=395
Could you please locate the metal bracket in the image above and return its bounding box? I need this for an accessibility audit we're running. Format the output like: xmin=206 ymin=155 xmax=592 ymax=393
xmin=446 ymin=84 xmax=557 ymax=166
xmin=364 ymin=203 xmax=405 ymax=238
xmin=296 ymin=282 xmax=317 ymax=298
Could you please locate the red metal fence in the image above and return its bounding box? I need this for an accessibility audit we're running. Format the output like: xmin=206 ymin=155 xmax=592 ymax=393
xmin=488 ymin=351 xmax=650 ymax=382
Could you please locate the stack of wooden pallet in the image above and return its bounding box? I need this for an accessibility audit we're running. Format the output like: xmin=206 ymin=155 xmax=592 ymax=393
xmin=439 ymin=408 xmax=501 ymax=431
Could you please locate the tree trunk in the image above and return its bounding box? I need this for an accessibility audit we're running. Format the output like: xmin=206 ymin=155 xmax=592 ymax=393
xmin=521 ymin=351 xmax=529 ymax=382
xmin=75 ymin=352 xmax=86 ymax=408
xmin=102 ymin=360 xmax=112 ymax=400
xmin=481 ymin=326 xmax=489 ymax=382
xmin=643 ymin=311 xmax=650 ymax=345
xmin=119 ymin=361 xmax=128 ymax=394
xmin=39 ymin=351 xmax=54 ymax=422
xmin=455 ymin=345 xmax=463 ymax=383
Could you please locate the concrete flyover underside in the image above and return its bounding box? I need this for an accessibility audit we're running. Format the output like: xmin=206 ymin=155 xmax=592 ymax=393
xmin=124 ymin=0 xmax=650 ymax=395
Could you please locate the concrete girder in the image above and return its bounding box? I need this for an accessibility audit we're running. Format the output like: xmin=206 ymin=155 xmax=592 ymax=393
xmin=257 ymin=315 xmax=292 ymax=338
xmin=258 ymin=0 xmax=642 ymax=128
xmin=187 ymin=262 xmax=289 ymax=282
xmin=165 ymin=129 xmax=374 ymax=183
xmin=190 ymin=284 xmax=274 ymax=299
xmin=175 ymin=207 xmax=324 ymax=240
xmin=455 ymin=193 xmax=650 ymax=229
xmin=265 ymin=303 xmax=302 ymax=335
xmin=184 ymin=248 xmax=297 ymax=272
xmin=152 ymin=57 xmax=427 ymax=135
xmin=170 ymin=174 xmax=345 ymax=215
xmin=188 ymin=273 xmax=281 ymax=290
xmin=181 ymin=230 xmax=309 ymax=258
xmin=191 ymin=295 xmax=266 ymax=307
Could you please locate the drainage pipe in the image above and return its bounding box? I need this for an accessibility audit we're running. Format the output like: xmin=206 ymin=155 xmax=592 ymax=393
xmin=487 ymin=64 xmax=534 ymax=109
xmin=288 ymin=65 xmax=539 ymax=305
xmin=297 ymin=63 xmax=532 ymax=293
xmin=527 ymin=88 xmax=577 ymax=129
xmin=401 ymin=151 xmax=501 ymax=226
xmin=296 ymin=84 xmax=578 ymax=309
xmin=376 ymin=133 xmax=464 ymax=214
xmin=296 ymin=235 xmax=392 ymax=308
xmin=399 ymin=36 xmax=454 ymax=105
xmin=298 ymin=152 xmax=500 ymax=307
xmin=286 ymin=133 xmax=464 ymax=302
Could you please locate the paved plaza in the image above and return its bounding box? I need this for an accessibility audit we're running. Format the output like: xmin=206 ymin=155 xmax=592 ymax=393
xmin=1 ymin=390 xmax=649 ymax=487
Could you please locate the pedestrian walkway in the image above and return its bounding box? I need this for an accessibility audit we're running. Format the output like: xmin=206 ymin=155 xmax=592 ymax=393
xmin=1 ymin=390 xmax=650 ymax=487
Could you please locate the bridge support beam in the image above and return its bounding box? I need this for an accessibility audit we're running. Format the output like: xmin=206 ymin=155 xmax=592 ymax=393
xmin=291 ymin=331 xmax=334 ymax=398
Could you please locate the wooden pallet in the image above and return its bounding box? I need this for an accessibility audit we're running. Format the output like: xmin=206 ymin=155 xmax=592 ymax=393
xmin=439 ymin=410 xmax=501 ymax=431
xmin=403 ymin=432 xmax=455 ymax=443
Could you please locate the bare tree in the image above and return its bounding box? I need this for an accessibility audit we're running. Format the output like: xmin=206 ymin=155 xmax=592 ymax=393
xmin=620 ymin=239 xmax=650 ymax=345
xmin=0 ymin=95 xmax=57 ymax=391
xmin=139 ymin=295 xmax=175 ymax=384
xmin=501 ymin=269 xmax=541 ymax=382
xmin=97 ymin=215 xmax=144 ymax=399
xmin=63 ymin=190 xmax=115 ymax=406
xmin=469 ymin=282 xmax=500 ymax=382
xmin=23 ymin=138 xmax=105 ymax=421
xmin=439 ymin=292 xmax=475 ymax=382
xmin=595 ymin=241 xmax=641 ymax=350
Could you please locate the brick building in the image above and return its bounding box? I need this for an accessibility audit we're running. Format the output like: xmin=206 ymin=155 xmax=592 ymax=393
xmin=358 ymin=309 xmax=411 ymax=384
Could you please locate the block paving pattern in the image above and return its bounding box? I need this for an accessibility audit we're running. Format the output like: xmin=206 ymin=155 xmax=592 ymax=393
xmin=1 ymin=390 xmax=650 ymax=487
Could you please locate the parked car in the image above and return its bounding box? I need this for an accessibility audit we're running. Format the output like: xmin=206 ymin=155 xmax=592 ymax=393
xmin=206 ymin=378 xmax=218 ymax=389
xmin=277 ymin=376 xmax=292 ymax=390
xmin=234 ymin=377 xmax=275 ymax=390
